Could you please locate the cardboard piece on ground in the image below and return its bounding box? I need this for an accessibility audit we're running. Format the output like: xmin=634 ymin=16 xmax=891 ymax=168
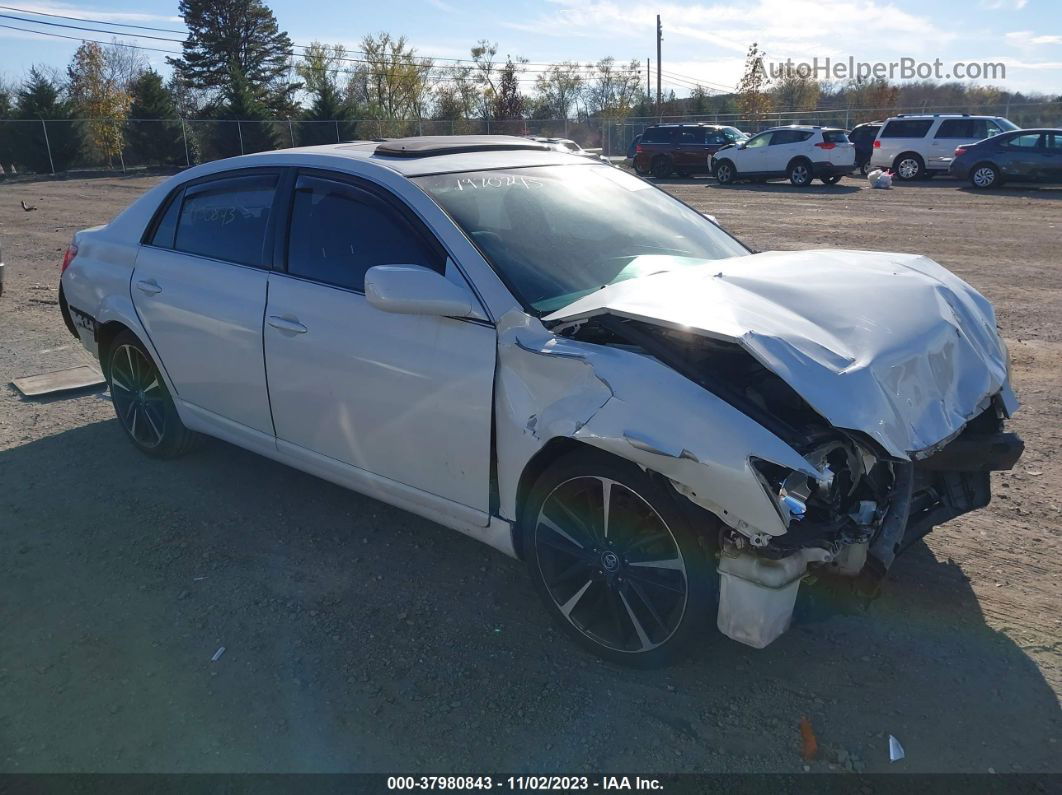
xmin=12 ymin=365 xmax=105 ymax=397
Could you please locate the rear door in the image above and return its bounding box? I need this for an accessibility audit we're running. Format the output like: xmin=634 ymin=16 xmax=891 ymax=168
xmin=674 ymin=127 xmax=709 ymax=172
xmin=999 ymin=132 xmax=1045 ymax=180
xmin=931 ymin=119 xmax=988 ymax=169
xmin=132 ymin=170 xmax=278 ymax=435
xmin=263 ymin=171 xmax=496 ymax=514
xmin=766 ymin=130 xmax=812 ymax=172
xmin=1042 ymin=133 xmax=1062 ymax=183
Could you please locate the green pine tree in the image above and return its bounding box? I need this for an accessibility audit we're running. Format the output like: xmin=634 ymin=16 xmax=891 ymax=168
xmin=14 ymin=68 xmax=80 ymax=174
xmin=0 ymin=81 xmax=14 ymax=175
xmin=211 ymin=67 xmax=279 ymax=158
xmin=126 ymin=70 xmax=187 ymax=166
xmin=168 ymin=0 xmax=299 ymax=114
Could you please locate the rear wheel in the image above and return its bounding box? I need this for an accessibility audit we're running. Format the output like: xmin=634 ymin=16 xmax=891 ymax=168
xmin=107 ymin=331 xmax=199 ymax=458
xmin=859 ymin=161 xmax=871 ymax=177
xmin=787 ymin=159 xmax=812 ymax=186
xmin=714 ymin=159 xmax=736 ymax=185
xmin=970 ymin=163 xmax=1001 ymax=189
xmin=821 ymin=175 xmax=843 ymax=185
xmin=650 ymin=156 xmax=673 ymax=179
xmin=893 ymin=153 xmax=924 ymax=181
xmin=522 ymin=449 xmax=716 ymax=668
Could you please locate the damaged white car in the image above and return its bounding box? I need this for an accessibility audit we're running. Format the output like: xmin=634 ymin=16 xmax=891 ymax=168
xmin=59 ymin=136 xmax=1023 ymax=667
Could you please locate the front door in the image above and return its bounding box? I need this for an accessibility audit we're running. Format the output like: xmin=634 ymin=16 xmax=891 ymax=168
xmin=131 ymin=171 xmax=277 ymax=435
xmin=263 ymin=172 xmax=496 ymax=514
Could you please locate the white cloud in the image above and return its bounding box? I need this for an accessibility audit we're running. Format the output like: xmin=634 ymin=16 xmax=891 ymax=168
xmin=5 ymin=2 xmax=184 ymax=25
xmin=1005 ymin=31 xmax=1062 ymax=47
xmin=981 ymin=0 xmax=1028 ymax=10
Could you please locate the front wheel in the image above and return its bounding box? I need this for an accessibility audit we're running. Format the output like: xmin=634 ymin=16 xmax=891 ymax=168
xmin=788 ymin=159 xmax=812 ymax=186
xmin=107 ymin=331 xmax=200 ymax=458
xmin=522 ymin=449 xmax=716 ymax=668
xmin=714 ymin=160 xmax=736 ymax=185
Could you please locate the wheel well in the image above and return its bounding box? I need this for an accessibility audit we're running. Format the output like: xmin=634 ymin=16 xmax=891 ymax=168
xmin=787 ymin=156 xmax=811 ymax=170
xmin=893 ymin=151 xmax=923 ymax=167
xmin=96 ymin=321 xmax=133 ymax=379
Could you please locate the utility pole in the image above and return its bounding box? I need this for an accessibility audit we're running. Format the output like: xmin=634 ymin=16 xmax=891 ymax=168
xmin=656 ymin=15 xmax=663 ymax=118
xmin=646 ymin=58 xmax=651 ymax=98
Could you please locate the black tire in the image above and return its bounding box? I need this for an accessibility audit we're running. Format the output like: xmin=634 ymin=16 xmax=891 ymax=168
xmin=650 ymin=156 xmax=673 ymax=179
xmin=106 ymin=330 xmax=200 ymax=458
xmin=821 ymin=175 xmax=843 ymax=185
xmin=675 ymin=169 xmax=692 ymax=178
xmin=893 ymin=152 xmax=924 ymax=181
xmin=787 ymin=158 xmax=812 ymax=187
xmin=713 ymin=159 xmax=736 ymax=185
xmin=969 ymin=162 xmax=1001 ymax=189
xmin=633 ymin=156 xmax=651 ymax=177
xmin=521 ymin=448 xmax=716 ymax=668
xmin=859 ymin=161 xmax=871 ymax=177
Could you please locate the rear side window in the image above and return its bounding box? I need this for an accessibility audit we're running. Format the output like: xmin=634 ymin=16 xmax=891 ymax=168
xmin=174 ymin=174 xmax=277 ymax=267
xmin=770 ymin=130 xmax=813 ymax=145
xmin=881 ymin=119 xmax=933 ymax=138
xmin=149 ymin=190 xmax=183 ymax=248
xmin=821 ymin=130 xmax=850 ymax=144
xmin=935 ymin=119 xmax=989 ymax=139
xmin=286 ymin=176 xmax=441 ymax=292
xmin=1005 ymin=133 xmax=1043 ymax=149
xmin=676 ymin=129 xmax=703 ymax=144
xmin=642 ymin=127 xmax=675 ymax=144
xmin=1045 ymin=133 xmax=1062 ymax=151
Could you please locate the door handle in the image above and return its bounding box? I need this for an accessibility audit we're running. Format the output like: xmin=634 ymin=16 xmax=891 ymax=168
xmin=267 ymin=315 xmax=308 ymax=334
xmin=135 ymin=279 xmax=162 ymax=295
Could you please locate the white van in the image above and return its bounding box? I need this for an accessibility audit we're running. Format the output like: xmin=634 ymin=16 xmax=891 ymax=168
xmin=869 ymin=114 xmax=1017 ymax=179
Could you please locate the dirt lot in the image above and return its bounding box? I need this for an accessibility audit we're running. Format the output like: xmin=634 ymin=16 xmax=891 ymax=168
xmin=0 ymin=173 xmax=1059 ymax=774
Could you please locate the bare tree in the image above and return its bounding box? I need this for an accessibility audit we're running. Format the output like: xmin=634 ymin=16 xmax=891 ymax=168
xmin=534 ymin=61 xmax=584 ymax=119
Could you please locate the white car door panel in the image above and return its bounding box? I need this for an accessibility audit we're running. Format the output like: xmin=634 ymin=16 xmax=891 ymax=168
xmin=263 ymin=173 xmax=496 ymax=515
xmin=131 ymin=172 xmax=277 ymax=435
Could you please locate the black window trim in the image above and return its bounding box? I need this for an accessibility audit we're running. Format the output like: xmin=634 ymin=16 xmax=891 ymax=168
xmin=140 ymin=166 xmax=285 ymax=271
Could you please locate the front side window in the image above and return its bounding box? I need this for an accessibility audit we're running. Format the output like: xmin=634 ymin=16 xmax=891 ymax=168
xmin=745 ymin=132 xmax=771 ymax=148
xmin=286 ymin=176 xmax=440 ymax=292
xmin=173 ymin=174 xmax=277 ymax=267
xmin=881 ymin=119 xmax=933 ymax=138
xmin=414 ymin=165 xmax=748 ymax=314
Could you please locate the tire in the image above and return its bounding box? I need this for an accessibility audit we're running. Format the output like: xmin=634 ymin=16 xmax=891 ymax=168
xmin=821 ymin=175 xmax=843 ymax=185
xmin=714 ymin=159 xmax=736 ymax=185
xmin=633 ymin=156 xmax=651 ymax=177
xmin=859 ymin=161 xmax=871 ymax=177
xmin=893 ymin=153 xmax=924 ymax=181
xmin=970 ymin=163 xmax=1001 ymax=189
xmin=521 ymin=448 xmax=716 ymax=668
xmin=787 ymin=158 xmax=812 ymax=187
xmin=650 ymin=156 xmax=673 ymax=179
xmin=106 ymin=331 xmax=200 ymax=458
xmin=675 ymin=169 xmax=692 ymax=178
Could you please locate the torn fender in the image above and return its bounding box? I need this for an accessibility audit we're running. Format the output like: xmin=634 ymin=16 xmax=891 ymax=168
xmin=494 ymin=312 xmax=814 ymax=538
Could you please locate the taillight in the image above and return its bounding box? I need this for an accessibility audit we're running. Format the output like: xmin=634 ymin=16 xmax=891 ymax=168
xmin=873 ymin=140 xmax=881 ymax=148
xmin=954 ymin=146 xmax=967 ymax=157
xmin=61 ymin=243 xmax=78 ymax=274
xmin=815 ymin=142 xmax=836 ymax=149
xmin=635 ymin=144 xmax=645 ymax=154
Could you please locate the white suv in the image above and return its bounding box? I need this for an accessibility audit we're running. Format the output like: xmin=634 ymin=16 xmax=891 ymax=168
xmin=711 ymin=126 xmax=855 ymax=187
xmin=870 ymin=114 xmax=1017 ymax=180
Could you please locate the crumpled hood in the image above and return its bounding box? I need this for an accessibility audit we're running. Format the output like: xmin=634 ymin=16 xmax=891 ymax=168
xmin=544 ymin=249 xmax=1016 ymax=459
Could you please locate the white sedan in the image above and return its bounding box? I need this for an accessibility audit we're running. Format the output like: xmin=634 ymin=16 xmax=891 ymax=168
xmin=59 ymin=136 xmax=1022 ymax=667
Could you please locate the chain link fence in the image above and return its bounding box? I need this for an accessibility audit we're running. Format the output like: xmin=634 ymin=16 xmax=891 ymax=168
xmin=1 ymin=102 xmax=1059 ymax=177
xmin=0 ymin=116 xmax=599 ymax=178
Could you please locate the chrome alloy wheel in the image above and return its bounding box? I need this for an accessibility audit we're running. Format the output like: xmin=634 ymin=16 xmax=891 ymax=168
xmin=532 ymin=476 xmax=688 ymax=654
xmin=896 ymin=157 xmax=921 ymax=179
xmin=110 ymin=343 xmax=167 ymax=449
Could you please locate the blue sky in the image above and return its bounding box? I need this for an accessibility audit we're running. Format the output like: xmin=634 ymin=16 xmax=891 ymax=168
xmin=1 ymin=0 xmax=1060 ymax=95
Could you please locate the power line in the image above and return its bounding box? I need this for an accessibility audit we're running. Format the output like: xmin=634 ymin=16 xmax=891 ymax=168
xmin=0 ymin=5 xmax=642 ymax=76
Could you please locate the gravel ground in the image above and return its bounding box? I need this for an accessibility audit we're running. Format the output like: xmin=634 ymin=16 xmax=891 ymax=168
xmin=0 ymin=172 xmax=1059 ymax=774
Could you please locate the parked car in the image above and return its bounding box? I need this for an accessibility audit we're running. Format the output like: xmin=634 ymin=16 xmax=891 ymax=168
xmin=869 ymin=114 xmax=1018 ymax=180
xmin=711 ymin=126 xmax=856 ymax=186
xmin=949 ymin=128 xmax=1062 ymax=188
xmin=847 ymin=122 xmax=882 ymax=176
xmin=527 ymin=136 xmax=608 ymax=163
xmin=59 ymin=135 xmax=1022 ymax=666
xmin=633 ymin=123 xmax=747 ymax=178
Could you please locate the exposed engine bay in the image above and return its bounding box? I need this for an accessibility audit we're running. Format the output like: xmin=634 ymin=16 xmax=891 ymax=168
xmin=555 ymin=314 xmax=1024 ymax=647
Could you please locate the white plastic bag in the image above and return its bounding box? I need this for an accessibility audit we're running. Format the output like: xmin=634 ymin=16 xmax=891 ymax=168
xmin=868 ymin=169 xmax=892 ymax=189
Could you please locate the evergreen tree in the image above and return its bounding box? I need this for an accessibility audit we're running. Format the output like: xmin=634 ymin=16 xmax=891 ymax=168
xmin=0 ymin=80 xmax=14 ymax=175
xmin=211 ymin=67 xmax=279 ymax=158
xmin=127 ymin=70 xmax=186 ymax=166
xmin=14 ymin=68 xmax=80 ymax=174
xmin=168 ymin=0 xmax=299 ymax=113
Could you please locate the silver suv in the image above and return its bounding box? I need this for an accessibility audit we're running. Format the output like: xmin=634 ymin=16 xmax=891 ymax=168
xmin=870 ymin=114 xmax=1018 ymax=180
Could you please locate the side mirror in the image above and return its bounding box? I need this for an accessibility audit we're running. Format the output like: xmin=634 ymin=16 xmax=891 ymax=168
xmin=737 ymin=142 xmax=747 ymax=150
xmin=365 ymin=264 xmax=474 ymax=318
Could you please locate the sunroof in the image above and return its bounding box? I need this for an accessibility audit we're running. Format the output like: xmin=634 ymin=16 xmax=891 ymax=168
xmin=374 ymin=135 xmax=551 ymax=158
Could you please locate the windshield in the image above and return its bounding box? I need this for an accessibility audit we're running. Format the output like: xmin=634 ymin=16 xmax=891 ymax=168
xmin=414 ymin=165 xmax=748 ymax=313
xmin=996 ymin=118 xmax=1019 ymax=132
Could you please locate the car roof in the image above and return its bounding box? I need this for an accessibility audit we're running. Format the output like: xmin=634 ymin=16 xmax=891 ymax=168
xmin=220 ymin=136 xmax=589 ymax=177
xmin=885 ymin=114 xmax=1006 ymax=120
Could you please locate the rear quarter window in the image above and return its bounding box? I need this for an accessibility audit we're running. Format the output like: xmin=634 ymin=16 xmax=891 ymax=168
xmin=880 ymin=119 xmax=933 ymax=138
